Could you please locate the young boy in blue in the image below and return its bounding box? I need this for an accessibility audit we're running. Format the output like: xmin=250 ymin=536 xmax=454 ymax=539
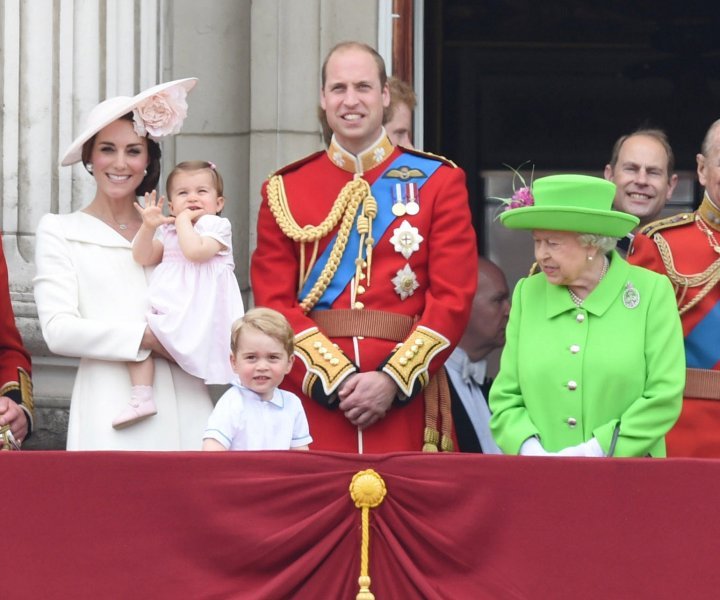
xmin=202 ymin=307 xmax=312 ymax=451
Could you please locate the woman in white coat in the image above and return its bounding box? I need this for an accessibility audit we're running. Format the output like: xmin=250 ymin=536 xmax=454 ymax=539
xmin=34 ymin=78 xmax=214 ymax=450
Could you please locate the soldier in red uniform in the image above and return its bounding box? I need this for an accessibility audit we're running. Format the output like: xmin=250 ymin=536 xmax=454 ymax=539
xmin=629 ymin=119 xmax=720 ymax=456
xmin=251 ymin=41 xmax=477 ymax=453
xmin=0 ymin=236 xmax=33 ymax=449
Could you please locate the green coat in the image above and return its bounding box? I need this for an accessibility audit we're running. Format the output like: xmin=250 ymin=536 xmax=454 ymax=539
xmin=489 ymin=251 xmax=684 ymax=457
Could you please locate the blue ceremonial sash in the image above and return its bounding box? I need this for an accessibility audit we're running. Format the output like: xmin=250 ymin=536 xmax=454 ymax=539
xmin=685 ymin=300 xmax=720 ymax=369
xmin=300 ymin=152 xmax=442 ymax=310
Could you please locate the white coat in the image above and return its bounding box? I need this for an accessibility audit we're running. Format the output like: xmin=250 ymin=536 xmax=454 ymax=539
xmin=34 ymin=212 xmax=213 ymax=450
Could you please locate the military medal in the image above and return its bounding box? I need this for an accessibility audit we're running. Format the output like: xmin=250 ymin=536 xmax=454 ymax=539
xmin=392 ymin=264 xmax=419 ymax=300
xmin=622 ymin=282 xmax=640 ymax=309
xmin=405 ymin=182 xmax=419 ymax=215
xmin=390 ymin=220 xmax=424 ymax=259
xmin=392 ymin=183 xmax=406 ymax=216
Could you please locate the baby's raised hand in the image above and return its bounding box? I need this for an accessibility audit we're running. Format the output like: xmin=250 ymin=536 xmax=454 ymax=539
xmin=135 ymin=190 xmax=174 ymax=228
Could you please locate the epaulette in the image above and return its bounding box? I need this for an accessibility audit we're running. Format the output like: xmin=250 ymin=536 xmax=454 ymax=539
xmin=269 ymin=150 xmax=326 ymax=178
xmin=640 ymin=212 xmax=694 ymax=237
xmin=400 ymin=146 xmax=458 ymax=168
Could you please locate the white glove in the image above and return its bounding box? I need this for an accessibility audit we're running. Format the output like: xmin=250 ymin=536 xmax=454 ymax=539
xmin=556 ymin=437 xmax=605 ymax=457
xmin=519 ymin=436 xmax=553 ymax=456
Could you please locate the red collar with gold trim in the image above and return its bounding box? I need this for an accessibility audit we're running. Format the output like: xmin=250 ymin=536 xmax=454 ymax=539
xmin=698 ymin=193 xmax=720 ymax=232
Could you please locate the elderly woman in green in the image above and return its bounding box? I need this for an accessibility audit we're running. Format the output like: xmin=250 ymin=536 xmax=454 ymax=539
xmin=489 ymin=174 xmax=684 ymax=457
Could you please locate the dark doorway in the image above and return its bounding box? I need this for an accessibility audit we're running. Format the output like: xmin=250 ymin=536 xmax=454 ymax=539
xmin=424 ymin=0 xmax=720 ymax=253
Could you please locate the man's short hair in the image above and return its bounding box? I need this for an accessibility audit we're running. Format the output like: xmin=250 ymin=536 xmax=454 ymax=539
xmin=608 ymin=128 xmax=675 ymax=177
xmin=321 ymin=41 xmax=387 ymax=89
xmin=700 ymin=119 xmax=720 ymax=157
xmin=384 ymin=77 xmax=417 ymax=123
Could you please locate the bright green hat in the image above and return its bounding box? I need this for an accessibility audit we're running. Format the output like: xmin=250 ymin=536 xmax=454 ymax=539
xmin=499 ymin=174 xmax=639 ymax=237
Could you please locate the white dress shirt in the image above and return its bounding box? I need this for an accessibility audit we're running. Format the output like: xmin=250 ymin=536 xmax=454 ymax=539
xmin=446 ymin=347 xmax=502 ymax=454
xmin=204 ymin=382 xmax=313 ymax=450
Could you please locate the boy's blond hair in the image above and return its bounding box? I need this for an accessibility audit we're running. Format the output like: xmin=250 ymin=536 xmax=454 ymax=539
xmin=230 ymin=307 xmax=294 ymax=357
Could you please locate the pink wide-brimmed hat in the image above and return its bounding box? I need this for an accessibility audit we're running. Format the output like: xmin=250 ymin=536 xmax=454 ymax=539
xmin=61 ymin=77 xmax=198 ymax=166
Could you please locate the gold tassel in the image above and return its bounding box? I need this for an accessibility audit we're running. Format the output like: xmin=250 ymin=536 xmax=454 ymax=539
xmin=436 ymin=368 xmax=454 ymax=452
xmin=364 ymin=195 xmax=377 ymax=286
xmin=440 ymin=434 xmax=454 ymax=452
xmin=422 ymin=376 xmax=440 ymax=452
xmin=349 ymin=469 xmax=387 ymax=600
xmin=423 ymin=426 xmax=440 ymax=452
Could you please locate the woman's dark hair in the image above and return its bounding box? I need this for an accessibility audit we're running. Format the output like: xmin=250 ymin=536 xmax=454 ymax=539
xmin=80 ymin=112 xmax=162 ymax=196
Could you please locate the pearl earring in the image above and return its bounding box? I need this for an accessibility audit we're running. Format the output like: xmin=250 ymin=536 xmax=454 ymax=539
xmin=587 ymin=255 xmax=594 ymax=261
xmin=143 ymin=169 xmax=148 ymax=176
xmin=86 ymin=164 xmax=94 ymax=174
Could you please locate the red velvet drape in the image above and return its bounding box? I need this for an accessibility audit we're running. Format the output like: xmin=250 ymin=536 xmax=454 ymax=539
xmin=7 ymin=451 xmax=720 ymax=599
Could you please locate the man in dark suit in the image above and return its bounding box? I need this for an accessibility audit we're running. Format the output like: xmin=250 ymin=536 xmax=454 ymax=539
xmin=447 ymin=257 xmax=509 ymax=453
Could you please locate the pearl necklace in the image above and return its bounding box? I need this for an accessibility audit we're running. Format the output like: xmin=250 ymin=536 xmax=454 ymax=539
xmin=568 ymin=255 xmax=609 ymax=306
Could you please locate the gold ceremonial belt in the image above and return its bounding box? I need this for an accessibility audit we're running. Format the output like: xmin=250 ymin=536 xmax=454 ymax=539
xmin=0 ymin=425 xmax=20 ymax=451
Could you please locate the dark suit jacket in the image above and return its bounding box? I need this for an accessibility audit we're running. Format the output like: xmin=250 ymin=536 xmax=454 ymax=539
xmin=616 ymin=235 xmax=632 ymax=257
xmin=449 ymin=372 xmax=492 ymax=453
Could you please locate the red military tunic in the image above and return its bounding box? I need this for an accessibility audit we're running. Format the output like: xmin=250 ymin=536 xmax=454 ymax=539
xmin=629 ymin=195 xmax=720 ymax=456
xmin=251 ymin=135 xmax=477 ymax=452
xmin=0 ymin=234 xmax=33 ymax=434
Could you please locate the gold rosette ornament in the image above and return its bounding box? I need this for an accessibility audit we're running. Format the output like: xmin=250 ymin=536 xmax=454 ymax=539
xmin=349 ymin=469 xmax=387 ymax=600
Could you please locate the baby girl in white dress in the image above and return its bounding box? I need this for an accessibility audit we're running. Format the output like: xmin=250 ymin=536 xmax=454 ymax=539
xmin=113 ymin=160 xmax=244 ymax=428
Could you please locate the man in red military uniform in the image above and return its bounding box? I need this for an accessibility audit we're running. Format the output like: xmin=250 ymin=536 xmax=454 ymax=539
xmin=629 ymin=119 xmax=720 ymax=456
xmin=0 ymin=236 xmax=34 ymax=449
xmin=251 ymin=41 xmax=477 ymax=453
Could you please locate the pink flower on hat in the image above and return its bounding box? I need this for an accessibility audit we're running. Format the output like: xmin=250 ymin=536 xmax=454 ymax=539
xmin=506 ymin=185 xmax=534 ymax=210
xmin=490 ymin=161 xmax=535 ymax=214
xmin=132 ymin=86 xmax=189 ymax=140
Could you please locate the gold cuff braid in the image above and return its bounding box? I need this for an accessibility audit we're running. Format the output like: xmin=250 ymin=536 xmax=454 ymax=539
xmin=294 ymin=328 xmax=356 ymax=397
xmin=0 ymin=367 xmax=33 ymax=414
xmin=382 ymin=326 xmax=450 ymax=398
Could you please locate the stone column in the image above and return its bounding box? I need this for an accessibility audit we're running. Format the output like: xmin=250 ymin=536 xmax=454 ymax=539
xmin=3 ymin=0 xmax=161 ymax=448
